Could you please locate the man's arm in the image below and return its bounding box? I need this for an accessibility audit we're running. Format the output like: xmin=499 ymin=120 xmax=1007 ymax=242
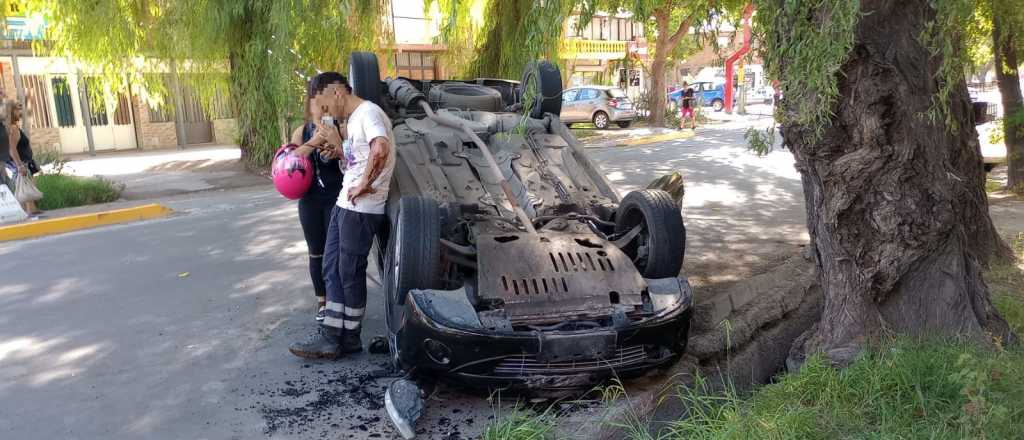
xmin=347 ymin=135 xmax=390 ymax=202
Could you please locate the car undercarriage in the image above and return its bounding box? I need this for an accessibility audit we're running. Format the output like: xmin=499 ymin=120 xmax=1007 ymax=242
xmin=344 ymin=52 xmax=691 ymax=439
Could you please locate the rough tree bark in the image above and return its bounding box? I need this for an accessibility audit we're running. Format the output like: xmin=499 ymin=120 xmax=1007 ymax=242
xmin=782 ymin=0 xmax=1016 ymax=366
xmin=992 ymin=9 xmax=1024 ymax=191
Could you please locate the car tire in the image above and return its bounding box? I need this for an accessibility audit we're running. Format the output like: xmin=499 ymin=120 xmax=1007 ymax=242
xmin=984 ymin=163 xmax=995 ymax=173
xmin=711 ymin=98 xmax=724 ymax=112
xmin=593 ymin=111 xmax=610 ymax=129
xmin=614 ymin=189 xmax=685 ymax=278
xmin=384 ymin=196 xmax=442 ymax=367
xmin=617 ymin=120 xmax=632 ymax=129
xmin=521 ymin=60 xmax=562 ymax=119
xmin=349 ymin=52 xmax=382 ymax=106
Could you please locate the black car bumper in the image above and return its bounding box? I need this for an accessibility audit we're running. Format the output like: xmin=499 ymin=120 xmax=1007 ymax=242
xmin=394 ymin=286 xmax=692 ymax=392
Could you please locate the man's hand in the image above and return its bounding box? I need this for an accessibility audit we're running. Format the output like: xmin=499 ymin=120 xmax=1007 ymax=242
xmin=347 ymin=180 xmax=375 ymax=203
xmin=319 ymin=145 xmax=339 ymax=160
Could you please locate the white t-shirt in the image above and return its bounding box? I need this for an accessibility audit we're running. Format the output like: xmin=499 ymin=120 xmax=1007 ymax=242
xmin=338 ymin=101 xmax=395 ymax=214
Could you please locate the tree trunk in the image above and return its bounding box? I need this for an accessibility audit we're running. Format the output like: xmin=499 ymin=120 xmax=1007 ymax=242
xmin=992 ymin=9 xmax=1024 ymax=191
xmin=781 ymin=0 xmax=1016 ymax=367
xmin=648 ymin=11 xmax=671 ymax=128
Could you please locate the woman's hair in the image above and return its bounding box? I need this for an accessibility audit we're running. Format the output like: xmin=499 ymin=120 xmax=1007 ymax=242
xmin=0 ymin=99 xmax=20 ymax=124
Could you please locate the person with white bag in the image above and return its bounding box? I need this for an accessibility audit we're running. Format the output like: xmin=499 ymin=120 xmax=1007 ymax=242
xmin=4 ymin=100 xmax=42 ymax=215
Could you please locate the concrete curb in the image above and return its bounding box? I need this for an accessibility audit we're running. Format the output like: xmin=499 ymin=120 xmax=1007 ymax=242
xmin=0 ymin=204 xmax=173 ymax=242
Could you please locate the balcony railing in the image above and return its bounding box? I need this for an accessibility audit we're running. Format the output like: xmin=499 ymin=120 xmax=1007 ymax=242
xmin=561 ymin=39 xmax=627 ymax=60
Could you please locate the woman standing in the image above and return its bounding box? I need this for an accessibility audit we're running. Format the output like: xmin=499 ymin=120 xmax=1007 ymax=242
xmin=290 ymin=74 xmax=346 ymax=321
xmin=4 ymin=100 xmax=40 ymax=215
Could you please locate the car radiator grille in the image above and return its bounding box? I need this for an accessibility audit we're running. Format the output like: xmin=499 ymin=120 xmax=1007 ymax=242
xmin=492 ymin=345 xmax=648 ymax=375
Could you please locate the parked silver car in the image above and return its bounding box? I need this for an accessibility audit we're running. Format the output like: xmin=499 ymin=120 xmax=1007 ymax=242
xmin=561 ymin=86 xmax=636 ymax=129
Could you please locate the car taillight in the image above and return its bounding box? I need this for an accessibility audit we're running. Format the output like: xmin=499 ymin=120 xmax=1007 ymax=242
xmin=609 ymin=99 xmax=620 ymax=108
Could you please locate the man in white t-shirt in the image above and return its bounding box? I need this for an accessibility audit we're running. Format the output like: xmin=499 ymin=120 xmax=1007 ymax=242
xmin=290 ymin=73 xmax=396 ymax=360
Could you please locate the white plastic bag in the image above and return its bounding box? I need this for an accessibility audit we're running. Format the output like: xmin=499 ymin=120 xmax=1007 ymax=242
xmin=13 ymin=172 xmax=43 ymax=203
xmin=0 ymin=183 xmax=27 ymax=223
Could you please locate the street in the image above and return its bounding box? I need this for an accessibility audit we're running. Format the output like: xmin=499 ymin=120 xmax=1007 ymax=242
xmin=0 ymin=118 xmax=807 ymax=439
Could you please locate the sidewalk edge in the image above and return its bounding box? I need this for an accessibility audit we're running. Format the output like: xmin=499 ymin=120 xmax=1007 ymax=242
xmin=0 ymin=204 xmax=173 ymax=242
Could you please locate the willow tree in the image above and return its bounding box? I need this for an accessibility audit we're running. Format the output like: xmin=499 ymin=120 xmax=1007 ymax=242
xmin=756 ymin=0 xmax=1016 ymax=366
xmin=578 ymin=0 xmax=744 ymax=127
xmin=430 ymin=0 xmax=575 ymax=79
xmin=22 ymin=0 xmax=389 ymax=166
xmin=984 ymin=0 xmax=1024 ymax=191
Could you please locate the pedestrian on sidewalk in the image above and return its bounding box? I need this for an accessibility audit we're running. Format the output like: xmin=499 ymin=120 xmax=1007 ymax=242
xmin=3 ymin=100 xmax=41 ymax=215
xmin=679 ymin=82 xmax=697 ymax=130
xmin=289 ymin=75 xmax=346 ymax=322
xmin=289 ymin=72 xmax=395 ymax=360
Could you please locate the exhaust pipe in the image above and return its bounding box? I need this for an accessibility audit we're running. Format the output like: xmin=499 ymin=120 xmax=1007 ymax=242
xmin=388 ymin=78 xmax=537 ymax=234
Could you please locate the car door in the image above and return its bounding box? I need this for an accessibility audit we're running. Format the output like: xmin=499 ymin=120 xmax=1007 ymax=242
xmin=561 ymin=89 xmax=580 ymax=121
xmin=578 ymin=88 xmax=600 ymax=119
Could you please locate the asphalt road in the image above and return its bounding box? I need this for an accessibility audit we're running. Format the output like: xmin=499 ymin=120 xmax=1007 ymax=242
xmin=0 ymin=116 xmax=808 ymax=439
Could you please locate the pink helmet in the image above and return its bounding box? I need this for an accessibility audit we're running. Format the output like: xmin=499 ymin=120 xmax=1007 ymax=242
xmin=271 ymin=144 xmax=313 ymax=200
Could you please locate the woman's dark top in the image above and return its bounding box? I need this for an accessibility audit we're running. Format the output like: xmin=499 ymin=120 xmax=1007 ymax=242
xmin=16 ymin=128 xmax=37 ymax=175
xmin=300 ymin=122 xmax=343 ymax=201
xmin=0 ymin=122 xmax=9 ymax=164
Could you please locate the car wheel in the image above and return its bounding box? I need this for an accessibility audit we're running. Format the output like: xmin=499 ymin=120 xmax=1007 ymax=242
xmin=984 ymin=163 xmax=995 ymax=173
xmin=349 ymin=52 xmax=382 ymax=106
xmin=617 ymin=120 xmax=632 ymax=129
xmin=521 ymin=60 xmax=563 ymax=119
xmin=565 ymin=122 xmax=573 ymax=128
xmin=593 ymin=111 xmax=610 ymax=129
xmin=711 ymin=98 xmax=724 ymax=112
xmin=614 ymin=189 xmax=685 ymax=278
xmin=384 ymin=196 xmax=442 ymax=367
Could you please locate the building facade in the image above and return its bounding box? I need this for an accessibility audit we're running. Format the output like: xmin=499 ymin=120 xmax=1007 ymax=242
xmin=1 ymin=2 xmax=237 ymax=156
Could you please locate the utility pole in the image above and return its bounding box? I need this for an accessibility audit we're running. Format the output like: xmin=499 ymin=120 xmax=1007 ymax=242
xmin=9 ymin=52 xmax=27 ymax=137
xmin=75 ymin=70 xmax=97 ymax=155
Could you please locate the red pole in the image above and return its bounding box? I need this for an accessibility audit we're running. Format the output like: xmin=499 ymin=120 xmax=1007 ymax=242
xmin=724 ymin=4 xmax=755 ymax=114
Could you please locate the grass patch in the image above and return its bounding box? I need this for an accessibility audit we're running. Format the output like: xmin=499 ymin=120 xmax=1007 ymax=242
xmin=986 ymin=178 xmax=1003 ymax=193
xmin=655 ymin=250 xmax=1024 ymax=440
xmin=659 ymin=339 xmax=1024 ymax=440
xmin=35 ymin=174 xmax=121 ymax=210
xmin=482 ymin=410 xmax=557 ymax=440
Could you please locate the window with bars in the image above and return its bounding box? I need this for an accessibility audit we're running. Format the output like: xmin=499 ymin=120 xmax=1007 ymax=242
xmin=51 ymin=76 xmax=76 ymax=128
xmin=22 ymin=75 xmax=53 ymax=129
xmin=396 ymin=52 xmax=436 ymax=80
xmin=147 ymin=74 xmax=175 ymax=123
xmin=80 ymin=78 xmax=109 ymax=126
xmin=113 ymin=93 xmax=132 ymax=125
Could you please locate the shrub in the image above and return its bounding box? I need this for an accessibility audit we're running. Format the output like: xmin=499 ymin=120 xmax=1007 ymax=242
xmin=35 ymin=175 xmax=122 ymax=210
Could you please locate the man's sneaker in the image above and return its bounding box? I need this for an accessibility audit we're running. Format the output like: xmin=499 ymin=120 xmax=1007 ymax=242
xmin=315 ymin=304 xmax=326 ymax=322
xmin=289 ymin=328 xmax=343 ymax=360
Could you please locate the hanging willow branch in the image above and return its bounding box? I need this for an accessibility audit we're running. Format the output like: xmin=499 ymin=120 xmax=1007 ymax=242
xmin=430 ymin=0 xmax=574 ymax=79
xmin=23 ymin=0 xmax=391 ymax=166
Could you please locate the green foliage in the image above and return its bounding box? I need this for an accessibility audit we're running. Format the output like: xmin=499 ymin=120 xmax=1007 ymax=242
xmin=431 ymin=0 xmax=574 ymax=79
xmin=481 ymin=409 xmax=557 ymax=440
xmin=752 ymin=0 xmax=860 ymax=140
xmin=34 ymin=175 xmax=121 ymax=210
xmin=23 ymin=0 xmax=391 ymax=166
xmin=744 ymin=125 xmax=776 ymax=156
xmin=920 ymin=0 xmax=976 ymax=131
xmin=658 ymin=340 xmax=1024 ymax=440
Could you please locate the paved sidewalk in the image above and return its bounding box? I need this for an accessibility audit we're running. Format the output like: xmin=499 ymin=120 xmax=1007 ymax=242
xmin=62 ymin=145 xmax=269 ymax=200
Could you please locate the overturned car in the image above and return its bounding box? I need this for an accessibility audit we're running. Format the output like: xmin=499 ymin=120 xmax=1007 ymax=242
xmin=345 ymin=52 xmax=692 ymax=436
